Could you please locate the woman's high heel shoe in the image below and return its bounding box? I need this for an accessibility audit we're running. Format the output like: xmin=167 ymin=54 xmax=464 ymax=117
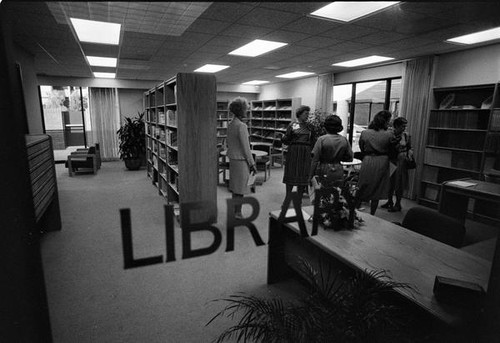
xmin=381 ymin=202 xmax=393 ymax=209
xmin=388 ymin=204 xmax=401 ymax=212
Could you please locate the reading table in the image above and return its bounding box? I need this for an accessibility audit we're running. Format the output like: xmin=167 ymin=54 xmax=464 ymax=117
xmin=268 ymin=206 xmax=492 ymax=327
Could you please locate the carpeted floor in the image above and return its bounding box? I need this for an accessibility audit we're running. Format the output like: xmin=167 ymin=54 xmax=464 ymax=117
xmin=41 ymin=161 xmax=497 ymax=342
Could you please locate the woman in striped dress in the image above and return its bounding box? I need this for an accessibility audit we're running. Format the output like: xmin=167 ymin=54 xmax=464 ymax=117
xmin=281 ymin=105 xmax=315 ymax=208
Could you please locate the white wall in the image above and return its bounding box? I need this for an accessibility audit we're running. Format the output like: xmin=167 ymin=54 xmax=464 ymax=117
xmin=433 ymin=43 xmax=500 ymax=88
xmin=334 ymin=63 xmax=403 ymax=84
xmin=259 ymin=77 xmax=317 ymax=109
xmin=37 ymin=75 xmax=158 ymax=89
xmin=118 ymin=89 xmax=145 ymax=123
xmin=14 ymin=44 xmax=43 ymax=134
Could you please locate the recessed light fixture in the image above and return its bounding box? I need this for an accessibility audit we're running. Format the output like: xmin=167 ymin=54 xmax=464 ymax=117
xmin=229 ymin=39 xmax=288 ymax=57
xmin=333 ymin=55 xmax=394 ymax=67
xmin=310 ymin=2 xmax=399 ymax=23
xmin=70 ymin=18 xmax=121 ymax=45
xmin=86 ymin=56 xmax=117 ymax=67
xmin=93 ymin=72 xmax=116 ymax=79
xmin=446 ymin=26 xmax=500 ymax=45
xmin=242 ymin=80 xmax=269 ymax=85
xmin=194 ymin=64 xmax=229 ymax=73
xmin=276 ymin=71 xmax=315 ymax=79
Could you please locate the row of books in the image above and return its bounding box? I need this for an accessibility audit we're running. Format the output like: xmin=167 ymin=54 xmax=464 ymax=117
xmin=426 ymin=130 xmax=485 ymax=150
xmin=167 ymin=130 xmax=177 ymax=147
xmin=429 ymin=110 xmax=489 ymax=129
xmin=167 ymin=110 xmax=177 ymax=126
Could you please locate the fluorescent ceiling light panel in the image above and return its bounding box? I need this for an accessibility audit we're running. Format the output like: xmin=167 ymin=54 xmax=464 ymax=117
xmin=276 ymin=71 xmax=315 ymax=79
xmin=446 ymin=27 xmax=500 ymax=45
xmin=194 ymin=64 xmax=229 ymax=73
xmin=242 ymin=80 xmax=269 ymax=85
xmin=86 ymin=56 xmax=117 ymax=67
xmin=333 ymin=55 xmax=394 ymax=67
xmin=310 ymin=2 xmax=399 ymax=22
xmin=229 ymin=39 xmax=288 ymax=57
xmin=70 ymin=18 xmax=121 ymax=45
xmin=93 ymin=72 xmax=116 ymax=79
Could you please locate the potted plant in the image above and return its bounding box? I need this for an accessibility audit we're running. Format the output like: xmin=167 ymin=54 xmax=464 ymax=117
xmin=117 ymin=112 xmax=146 ymax=170
xmin=207 ymin=257 xmax=414 ymax=342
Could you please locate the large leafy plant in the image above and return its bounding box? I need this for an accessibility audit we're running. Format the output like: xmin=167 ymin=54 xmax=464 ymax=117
xmin=117 ymin=112 xmax=146 ymax=160
xmin=207 ymin=258 xmax=414 ymax=343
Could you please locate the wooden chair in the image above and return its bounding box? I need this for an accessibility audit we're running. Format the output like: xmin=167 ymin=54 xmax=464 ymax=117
xmin=270 ymin=134 xmax=285 ymax=168
xmin=217 ymin=146 xmax=229 ymax=186
xmin=75 ymin=143 xmax=101 ymax=169
xmin=401 ymin=207 xmax=466 ymax=248
xmin=65 ymin=145 xmax=99 ymax=176
xmin=252 ymin=143 xmax=271 ymax=181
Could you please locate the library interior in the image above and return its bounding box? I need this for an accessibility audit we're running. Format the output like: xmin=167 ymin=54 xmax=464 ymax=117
xmin=2 ymin=2 xmax=500 ymax=342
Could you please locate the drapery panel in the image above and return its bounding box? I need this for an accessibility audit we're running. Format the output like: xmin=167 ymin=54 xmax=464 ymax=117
xmin=89 ymin=88 xmax=120 ymax=160
xmin=399 ymin=56 xmax=436 ymax=199
xmin=315 ymin=73 xmax=334 ymax=113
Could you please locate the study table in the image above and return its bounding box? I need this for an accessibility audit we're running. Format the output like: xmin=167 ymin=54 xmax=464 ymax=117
xmin=267 ymin=206 xmax=492 ymax=328
xmin=219 ymin=149 xmax=268 ymax=158
xmin=439 ymin=179 xmax=500 ymax=225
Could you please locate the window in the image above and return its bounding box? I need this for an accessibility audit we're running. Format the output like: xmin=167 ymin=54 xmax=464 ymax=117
xmin=333 ymin=78 xmax=401 ymax=152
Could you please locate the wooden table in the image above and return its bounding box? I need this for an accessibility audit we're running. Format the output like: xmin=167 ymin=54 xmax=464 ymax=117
xmin=341 ymin=158 xmax=362 ymax=177
xmin=268 ymin=206 xmax=492 ymax=327
xmin=439 ymin=178 xmax=500 ymax=225
xmin=220 ymin=149 xmax=268 ymax=158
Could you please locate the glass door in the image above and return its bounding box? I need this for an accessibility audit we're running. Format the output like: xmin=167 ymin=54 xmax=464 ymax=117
xmin=40 ymin=85 xmax=91 ymax=162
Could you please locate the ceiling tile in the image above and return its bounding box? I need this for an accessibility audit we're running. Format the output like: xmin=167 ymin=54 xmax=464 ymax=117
xmin=218 ymin=23 xmax=274 ymax=39
xmin=237 ymin=7 xmax=302 ymax=29
xmin=200 ymin=2 xmax=257 ymax=22
xmin=185 ymin=18 xmax=232 ymax=35
xmin=257 ymin=2 xmax=330 ymax=14
xmin=294 ymin=36 xmax=344 ymax=49
xmin=281 ymin=16 xmax=341 ymax=35
xmin=260 ymin=30 xmax=311 ymax=44
xmin=320 ymin=24 xmax=379 ymax=41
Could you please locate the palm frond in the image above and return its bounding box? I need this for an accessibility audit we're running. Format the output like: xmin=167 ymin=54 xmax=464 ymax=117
xmin=208 ymin=262 xmax=416 ymax=343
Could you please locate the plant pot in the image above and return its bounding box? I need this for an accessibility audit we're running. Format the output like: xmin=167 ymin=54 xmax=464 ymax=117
xmin=124 ymin=158 xmax=142 ymax=170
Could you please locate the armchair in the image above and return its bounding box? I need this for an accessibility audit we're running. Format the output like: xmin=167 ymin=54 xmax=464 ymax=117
xmin=66 ymin=144 xmax=99 ymax=176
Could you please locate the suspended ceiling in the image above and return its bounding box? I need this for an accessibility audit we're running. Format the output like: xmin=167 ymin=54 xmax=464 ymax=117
xmin=3 ymin=1 xmax=500 ymax=84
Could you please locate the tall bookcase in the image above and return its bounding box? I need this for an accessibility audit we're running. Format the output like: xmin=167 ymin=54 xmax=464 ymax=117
xmin=249 ymin=98 xmax=301 ymax=148
xmin=144 ymin=73 xmax=217 ymax=223
xmin=216 ymin=100 xmax=230 ymax=147
xmin=419 ymin=82 xmax=500 ymax=210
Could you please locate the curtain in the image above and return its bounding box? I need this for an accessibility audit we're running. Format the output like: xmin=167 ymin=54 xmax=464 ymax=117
xmin=399 ymin=56 xmax=436 ymax=199
xmin=315 ymin=73 xmax=334 ymax=113
xmin=89 ymin=88 xmax=121 ymax=160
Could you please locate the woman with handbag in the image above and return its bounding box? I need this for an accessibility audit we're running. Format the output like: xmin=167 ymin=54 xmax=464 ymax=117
xmin=381 ymin=117 xmax=413 ymax=212
xmin=356 ymin=110 xmax=394 ymax=215
xmin=309 ymin=115 xmax=353 ymax=190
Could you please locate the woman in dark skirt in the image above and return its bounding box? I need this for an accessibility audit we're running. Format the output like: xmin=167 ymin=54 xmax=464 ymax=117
xmin=281 ymin=105 xmax=315 ymax=208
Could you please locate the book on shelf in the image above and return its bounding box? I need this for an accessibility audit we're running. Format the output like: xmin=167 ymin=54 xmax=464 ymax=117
xmin=158 ymin=111 xmax=165 ymax=125
xmin=167 ymin=110 xmax=177 ymax=126
xmin=159 ymin=129 xmax=166 ymax=141
xmin=167 ymin=130 xmax=177 ymax=147
xmin=159 ymin=145 xmax=166 ymax=159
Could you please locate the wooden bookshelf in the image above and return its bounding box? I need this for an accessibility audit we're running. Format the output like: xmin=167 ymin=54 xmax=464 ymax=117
xmin=216 ymin=100 xmax=229 ymax=147
xmin=419 ymin=83 xmax=500 ymax=213
xmin=144 ymin=73 xmax=217 ymax=223
xmin=25 ymin=134 xmax=61 ymax=232
xmin=249 ymin=97 xmax=301 ymax=157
